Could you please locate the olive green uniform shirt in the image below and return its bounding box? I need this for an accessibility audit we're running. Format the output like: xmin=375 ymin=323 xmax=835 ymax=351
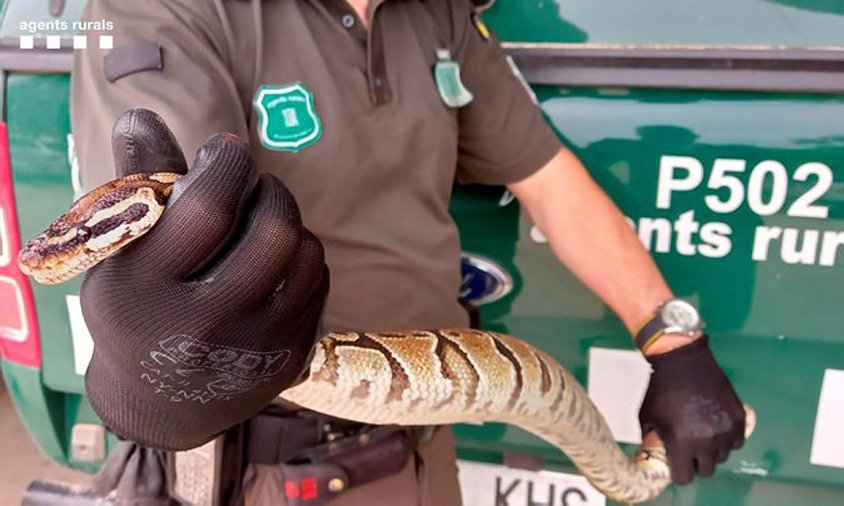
xmin=72 ymin=0 xmax=561 ymax=332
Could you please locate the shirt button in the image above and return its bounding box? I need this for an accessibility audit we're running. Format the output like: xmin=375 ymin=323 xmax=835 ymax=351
xmin=373 ymin=77 xmax=383 ymax=88
xmin=341 ymin=14 xmax=355 ymax=29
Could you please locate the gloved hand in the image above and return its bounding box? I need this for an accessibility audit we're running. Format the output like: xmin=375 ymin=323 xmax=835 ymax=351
xmin=638 ymin=335 xmax=746 ymax=485
xmin=82 ymin=109 xmax=329 ymax=451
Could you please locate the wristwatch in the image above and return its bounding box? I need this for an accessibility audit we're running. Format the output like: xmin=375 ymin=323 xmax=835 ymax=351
xmin=634 ymin=299 xmax=702 ymax=353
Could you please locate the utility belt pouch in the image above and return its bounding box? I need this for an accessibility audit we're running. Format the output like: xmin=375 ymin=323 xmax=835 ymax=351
xmin=247 ymin=411 xmax=322 ymax=464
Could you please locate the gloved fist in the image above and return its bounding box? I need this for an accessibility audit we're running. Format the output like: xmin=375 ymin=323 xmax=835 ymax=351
xmin=638 ymin=335 xmax=746 ymax=485
xmin=82 ymin=109 xmax=329 ymax=451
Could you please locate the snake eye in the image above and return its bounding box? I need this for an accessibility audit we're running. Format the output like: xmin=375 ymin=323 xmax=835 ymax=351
xmin=77 ymin=227 xmax=91 ymax=239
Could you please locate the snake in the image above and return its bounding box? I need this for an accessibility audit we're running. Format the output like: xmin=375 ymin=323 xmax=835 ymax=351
xmin=18 ymin=172 xmax=755 ymax=504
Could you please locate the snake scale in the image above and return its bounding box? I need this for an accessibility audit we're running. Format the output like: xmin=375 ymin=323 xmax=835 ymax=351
xmin=19 ymin=172 xmax=754 ymax=504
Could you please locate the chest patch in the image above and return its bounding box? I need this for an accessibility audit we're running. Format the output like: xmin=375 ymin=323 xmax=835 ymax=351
xmin=253 ymin=82 xmax=323 ymax=152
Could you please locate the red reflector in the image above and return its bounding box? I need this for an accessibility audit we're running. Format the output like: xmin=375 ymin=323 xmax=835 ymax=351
xmin=0 ymin=121 xmax=41 ymax=368
xmin=285 ymin=481 xmax=300 ymax=499
xmin=285 ymin=478 xmax=319 ymax=501
xmin=301 ymin=477 xmax=318 ymax=500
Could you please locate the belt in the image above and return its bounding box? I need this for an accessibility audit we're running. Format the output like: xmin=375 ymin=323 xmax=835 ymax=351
xmin=246 ymin=407 xmax=434 ymax=505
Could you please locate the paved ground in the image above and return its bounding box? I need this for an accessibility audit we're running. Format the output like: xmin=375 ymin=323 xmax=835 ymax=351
xmin=0 ymin=376 xmax=90 ymax=504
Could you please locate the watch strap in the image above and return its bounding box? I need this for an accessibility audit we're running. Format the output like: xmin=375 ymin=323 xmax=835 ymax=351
xmin=634 ymin=313 xmax=667 ymax=353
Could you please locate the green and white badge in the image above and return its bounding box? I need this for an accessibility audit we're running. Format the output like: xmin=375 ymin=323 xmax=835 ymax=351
xmin=433 ymin=49 xmax=474 ymax=109
xmin=253 ymin=82 xmax=322 ymax=152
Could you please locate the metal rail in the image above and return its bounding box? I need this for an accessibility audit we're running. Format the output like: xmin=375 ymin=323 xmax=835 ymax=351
xmin=504 ymin=44 xmax=844 ymax=93
xmin=2 ymin=41 xmax=844 ymax=93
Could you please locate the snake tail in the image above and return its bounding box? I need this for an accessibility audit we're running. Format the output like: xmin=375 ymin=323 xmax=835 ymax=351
xmin=282 ymin=329 xmax=671 ymax=503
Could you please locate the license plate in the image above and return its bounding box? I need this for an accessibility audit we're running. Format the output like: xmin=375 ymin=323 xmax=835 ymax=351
xmin=457 ymin=460 xmax=606 ymax=506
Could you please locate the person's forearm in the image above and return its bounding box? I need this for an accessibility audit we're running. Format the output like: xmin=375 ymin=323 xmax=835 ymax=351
xmin=508 ymin=149 xmax=695 ymax=354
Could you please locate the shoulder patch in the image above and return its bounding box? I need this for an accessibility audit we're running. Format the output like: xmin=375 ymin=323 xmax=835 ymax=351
xmin=103 ymin=42 xmax=162 ymax=83
xmin=505 ymin=55 xmax=538 ymax=105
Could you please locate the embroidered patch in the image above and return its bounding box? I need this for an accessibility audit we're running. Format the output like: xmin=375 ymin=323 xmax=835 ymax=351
xmin=253 ymin=82 xmax=323 ymax=152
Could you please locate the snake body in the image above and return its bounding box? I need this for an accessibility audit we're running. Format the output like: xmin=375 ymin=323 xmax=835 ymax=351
xmin=18 ymin=173 xmax=754 ymax=503
xmin=282 ymin=329 xmax=673 ymax=503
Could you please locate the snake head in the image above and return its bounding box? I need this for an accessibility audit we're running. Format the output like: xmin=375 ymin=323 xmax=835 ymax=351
xmin=17 ymin=220 xmax=90 ymax=284
xmin=18 ymin=223 xmax=69 ymax=271
xmin=15 ymin=172 xmax=181 ymax=285
xmin=17 ymin=244 xmax=44 ymax=275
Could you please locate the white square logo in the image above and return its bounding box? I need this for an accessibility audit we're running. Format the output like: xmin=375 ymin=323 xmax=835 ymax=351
xmin=73 ymin=35 xmax=88 ymax=49
xmin=19 ymin=35 xmax=34 ymax=49
xmin=99 ymin=35 xmax=113 ymax=50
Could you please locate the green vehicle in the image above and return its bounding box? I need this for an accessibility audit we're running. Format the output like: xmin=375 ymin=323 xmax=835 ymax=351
xmin=2 ymin=0 xmax=844 ymax=504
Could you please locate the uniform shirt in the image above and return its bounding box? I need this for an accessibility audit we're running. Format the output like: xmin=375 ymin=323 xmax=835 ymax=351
xmin=72 ymin=0 xmax=561 ymax=332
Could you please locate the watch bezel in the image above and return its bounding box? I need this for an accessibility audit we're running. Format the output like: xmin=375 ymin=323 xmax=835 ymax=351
xmin=659 ymin=299 xmax=701 ymax=336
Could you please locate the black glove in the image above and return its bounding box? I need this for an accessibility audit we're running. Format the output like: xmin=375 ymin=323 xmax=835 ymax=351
xmin=638 ymin=335 xmax=745 ymax=485
xmin=82 ymin=109 xmax=329 ymax=451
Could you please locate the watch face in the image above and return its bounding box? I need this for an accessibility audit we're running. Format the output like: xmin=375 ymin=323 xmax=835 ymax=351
xmin=661 ymin=300 xmax=699 ymax=330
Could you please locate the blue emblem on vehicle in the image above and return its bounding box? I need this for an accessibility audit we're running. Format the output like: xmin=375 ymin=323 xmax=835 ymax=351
xmin=459 ymin=253 xmax=513 ymax=305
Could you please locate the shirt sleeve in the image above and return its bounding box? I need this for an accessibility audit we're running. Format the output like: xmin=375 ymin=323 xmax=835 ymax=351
xmin=71 ymin=0 xmax=249 ymax=192
xmin=452 ymin=2 xmax=561 ymax=185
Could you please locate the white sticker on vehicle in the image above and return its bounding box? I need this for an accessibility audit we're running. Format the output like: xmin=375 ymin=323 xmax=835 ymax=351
xmin=67 ymin=133 xmax=83 ymax=201
xmin=0 ymin=276 xmax=28 ymax=342
xmin=66 ymin=295 xmax=93 ymax=375
xmin=587 ymin=347 xmax=651 ymax=445
xmin=457 ymin=460 xmax=605 ymax=506
xmin=810 ymin=369 xmax=844 ymax=469
xmin=0 ymin=209 xmax=10 ymax=267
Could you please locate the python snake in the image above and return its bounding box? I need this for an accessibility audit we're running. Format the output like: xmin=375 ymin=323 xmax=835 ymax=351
xmin=18 ymin=172 xmax=754 ymax=504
